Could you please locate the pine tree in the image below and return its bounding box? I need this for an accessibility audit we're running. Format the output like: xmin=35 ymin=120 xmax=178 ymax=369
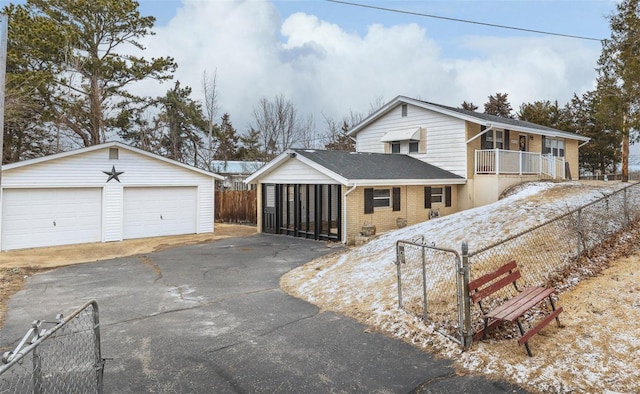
xmin=484 ymin=93 xmax=514 ymax=118
xmin=596 ymin=0 xmax=640 ymax=181
xmin=214 ymin=113 xmax=240 ymax=161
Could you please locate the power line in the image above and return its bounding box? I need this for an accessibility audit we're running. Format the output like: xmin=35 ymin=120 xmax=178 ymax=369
xmin=326 ymin=0 xmax=603 ymax=42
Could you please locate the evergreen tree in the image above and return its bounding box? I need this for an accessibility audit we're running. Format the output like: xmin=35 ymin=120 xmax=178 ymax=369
xmin=517 ymin=100 xmax=562 ymax=128
xmin=459 ymin=101 xmax=479 ymax=112
xmin=563 ymin=92 xmax=621 ymax=175
xmin=214 ymin=113 xmax=239 ymax=161
xmin=596 ymin=0 xmax=640 ymax=181
xmin=484 ymin=93 xmax=514 ymax=118
xmin=4 ymin=0 xmax=176 ymax=149
xmin=237 ymin=128 xmax=263 ymax=162
xmin=155 ymin=81 xmax=207 ymax=165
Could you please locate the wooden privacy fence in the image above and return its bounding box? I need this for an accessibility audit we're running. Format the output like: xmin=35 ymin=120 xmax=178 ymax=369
xmin=215 ymin=190 xmax=257 ymax=224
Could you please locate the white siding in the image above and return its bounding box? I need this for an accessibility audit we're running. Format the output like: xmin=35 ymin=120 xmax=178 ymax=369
xmin=1 ymin=145 xmax=216 ymax=248
xmin=355 ymin=104 xmax=468 ymax=177
xmin=103 ymin=184 xmax=123 ymax=242
xmin=261 ymin=158 xmax=337 ymax=184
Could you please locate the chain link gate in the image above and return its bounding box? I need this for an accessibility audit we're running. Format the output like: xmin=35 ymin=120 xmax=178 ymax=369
xmin=0 ymin=301 xmax=104 ymax=394
xmin=396 ymin=236 xmax=464 ymax=344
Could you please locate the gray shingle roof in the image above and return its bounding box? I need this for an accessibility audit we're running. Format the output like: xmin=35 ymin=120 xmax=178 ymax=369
xmin=293 ymin=149 xmax=463 ymax=181
xmin=420 ymin=100 xmax=568 ymax=135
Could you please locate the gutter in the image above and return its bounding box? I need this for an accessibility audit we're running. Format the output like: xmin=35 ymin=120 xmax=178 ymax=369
xmin=579 ymin=141 xmax=590 ymax=148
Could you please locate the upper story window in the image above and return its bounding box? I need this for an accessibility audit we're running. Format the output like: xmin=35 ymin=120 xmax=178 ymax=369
xmin=391 ymin=141 xmax=401 ymax=154
xmin=409 ymin=141 xmax=419 ymax=153
xmin=401 ymin=104 xmax=408 ymax=117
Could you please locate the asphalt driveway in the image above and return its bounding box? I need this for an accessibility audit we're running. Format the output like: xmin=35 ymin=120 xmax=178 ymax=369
xmin=0 ymin=234 xmax=525 ymax=393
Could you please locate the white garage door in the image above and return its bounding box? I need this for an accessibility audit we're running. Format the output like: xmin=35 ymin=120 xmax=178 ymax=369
xmin=2 ymin=188 xmax=102 ymax=250
xmin=123 ymin=187 xmax=197 ymax=239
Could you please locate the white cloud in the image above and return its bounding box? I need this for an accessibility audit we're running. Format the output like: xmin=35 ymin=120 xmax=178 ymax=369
xmin=136 ymin=0 xmax=602 ymax=137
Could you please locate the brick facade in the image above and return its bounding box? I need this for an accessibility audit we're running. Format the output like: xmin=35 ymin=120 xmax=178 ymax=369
xmin=345 ymin=184 xmax=457 ymax=244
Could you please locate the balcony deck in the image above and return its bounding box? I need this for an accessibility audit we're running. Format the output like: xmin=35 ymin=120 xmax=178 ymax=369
xmin=475 ymin=149 xmax=565 ymax=180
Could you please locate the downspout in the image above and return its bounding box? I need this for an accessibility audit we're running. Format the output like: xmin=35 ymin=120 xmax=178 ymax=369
xmin=342 ymin=184 xmax=357 ymax=244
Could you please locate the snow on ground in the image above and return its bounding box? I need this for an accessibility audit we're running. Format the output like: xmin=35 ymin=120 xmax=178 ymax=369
xmin=281 ymin=180 xmax=640 ymax=393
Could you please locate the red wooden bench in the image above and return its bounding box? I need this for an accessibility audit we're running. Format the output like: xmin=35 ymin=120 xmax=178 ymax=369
xmin=468 ymin=260 xmax=563 ymax=356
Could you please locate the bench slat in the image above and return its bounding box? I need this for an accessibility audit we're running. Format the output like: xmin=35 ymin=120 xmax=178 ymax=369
xmin=470 ymin=271 xmax=521 ymax=304
xmin=487 ymin=287 xmax=555 ymax=322
xmin=468 ymin=260 xmax=517 ymax=291
xmin=518 ymin=307 xmax=563 ymax=345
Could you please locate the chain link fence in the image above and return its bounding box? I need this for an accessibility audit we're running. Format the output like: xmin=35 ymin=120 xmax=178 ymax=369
xmin=396 ymin=182 xmax=640 ymax=348
xmin=396 ymin=235 xmax=463 ymax=343
xmin=0 ymin=301 xmax=104 ymax=394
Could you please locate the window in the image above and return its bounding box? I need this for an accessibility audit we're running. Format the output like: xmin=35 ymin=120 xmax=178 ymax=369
xmin=543 ymin=137 xmax=565 ymax=157
xmin=373 ymin=189 xmax=390 ymax=207
xmin=391 ymin=142 xmax=400 ymax=154
xmin=481 ymin=128 xmax=505 ymax=149
xmin=401 ymin=104 xmax=408 ymax=117
xmin=109 ymin=148 xmax=119 ymax=160
xmin=409 ymin=141 xmax=419 ymax=153
xmin=364 ymin=188 xmax=390 ymax=213
xmin=431 ymin=187 xmax=444 ymax=204
xmin=424 ymin=186 xmax=452 ymax=208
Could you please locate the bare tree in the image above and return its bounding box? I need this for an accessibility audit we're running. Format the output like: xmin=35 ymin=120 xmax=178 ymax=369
xmin=251 ymin=94 xmax=305 ymax=160
xmin=202 ymin=69 xmax=220 ymax=170
xmin=368 ymin=96 xmax=386 ymax=115
xmin=298 ymin=114 xmax=316 ymax=149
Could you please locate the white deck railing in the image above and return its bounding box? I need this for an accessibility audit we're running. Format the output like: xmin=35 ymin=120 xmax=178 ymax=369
xmin=475 ymin=149 xmax=565 ymax=179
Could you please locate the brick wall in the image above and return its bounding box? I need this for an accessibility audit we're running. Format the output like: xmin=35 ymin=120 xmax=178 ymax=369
xmin=345 ymin=185 xmax=458 ymax=244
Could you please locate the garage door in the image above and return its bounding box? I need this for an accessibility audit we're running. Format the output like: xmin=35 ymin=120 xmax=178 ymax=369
xmin=2 ymin=188 xmax=102 ymax=250
xmin=123 ymin=187 xmax=197 ymax=239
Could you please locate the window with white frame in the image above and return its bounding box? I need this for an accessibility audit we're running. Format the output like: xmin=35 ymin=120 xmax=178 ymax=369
xmin=543 ymin=137 xmax=565 ymax=157
xmin=391 ymin=141 xmax=401 ymax=154
xmin=409 ymin=141 xmax=419 ymax=153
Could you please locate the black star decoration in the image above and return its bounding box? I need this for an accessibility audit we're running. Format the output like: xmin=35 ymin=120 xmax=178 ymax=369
xmin=103 ymin=166 xmax=125 ymax=183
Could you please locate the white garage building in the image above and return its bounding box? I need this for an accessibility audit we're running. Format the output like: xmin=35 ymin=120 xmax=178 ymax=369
xmin=0 ymin=142 xmax=223 ymax=251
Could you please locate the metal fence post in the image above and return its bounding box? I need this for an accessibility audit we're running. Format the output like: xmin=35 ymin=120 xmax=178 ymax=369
xmin=460 ymin=241 xmax=473 ymax=349
xmin=624 ymin=187 xmax=629 ymax=225
xmin=577 ymin=209 xmax=582 ymax=257
xmin=421 ymin=245 xmax=428 ymax=321
xmin=396 ymin=242 xmax=404 ymax=309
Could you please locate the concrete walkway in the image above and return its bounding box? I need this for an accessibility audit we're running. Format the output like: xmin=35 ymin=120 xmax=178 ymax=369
xmin=0 ymin=234 xmax=525 ymax=393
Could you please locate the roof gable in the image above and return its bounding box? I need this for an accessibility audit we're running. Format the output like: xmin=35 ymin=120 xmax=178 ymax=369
xmin=349 ymin=95 xmax=590 ymax=142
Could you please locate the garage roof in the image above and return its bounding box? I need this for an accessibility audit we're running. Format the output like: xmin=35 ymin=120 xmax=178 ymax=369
xmin=246 ymin=149 xmax=465 ymax=186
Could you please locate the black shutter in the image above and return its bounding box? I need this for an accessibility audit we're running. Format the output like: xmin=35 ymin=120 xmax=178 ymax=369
xmin=504 ymin=129 xmax=510 ymax=149
xmin=393 ymin=187 xmax=401 ymax=211
xmin=445 ymin=186 xmax=452 ymax=207
xmin=424 ymin=187 xmax=432 ymax=209
xmin=364 ymin=188 xmax=374 ymax=214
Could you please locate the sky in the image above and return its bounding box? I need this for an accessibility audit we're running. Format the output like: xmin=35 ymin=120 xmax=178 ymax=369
xmin=5 ymin=0 xmax=619 ymax=140
xmin=125 ymin=0 xmax=617 ymax=136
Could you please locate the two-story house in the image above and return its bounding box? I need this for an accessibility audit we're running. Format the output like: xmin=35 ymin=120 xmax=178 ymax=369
xmin=246 ymin=96 xmax=590 ymax=244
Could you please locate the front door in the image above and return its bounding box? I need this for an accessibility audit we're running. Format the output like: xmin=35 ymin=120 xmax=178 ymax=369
xmin=262 ymin=184 xmax=277 ymax=234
